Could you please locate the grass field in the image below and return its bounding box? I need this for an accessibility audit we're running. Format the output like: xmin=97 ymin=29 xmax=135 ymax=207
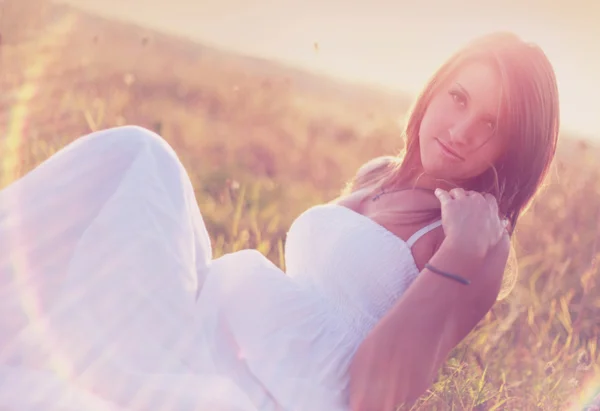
xmin=2 ymin=1 xmax=600 ymax=409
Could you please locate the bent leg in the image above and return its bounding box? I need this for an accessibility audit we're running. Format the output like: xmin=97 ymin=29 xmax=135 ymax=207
xmin=0 ymin=126 xmax=213 ymax=374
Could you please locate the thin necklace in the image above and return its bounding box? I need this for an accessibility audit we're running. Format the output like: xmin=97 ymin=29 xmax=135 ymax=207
xmin=371 ymin=186 xmax=436 ymax=201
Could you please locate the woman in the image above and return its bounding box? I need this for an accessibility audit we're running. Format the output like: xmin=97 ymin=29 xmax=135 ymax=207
xmin=0 ymin=31 xmax=559 ymax=410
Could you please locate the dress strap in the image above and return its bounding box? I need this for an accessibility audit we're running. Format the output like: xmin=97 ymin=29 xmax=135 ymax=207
xmin=406 ymin=220 xmax=443 ymax=248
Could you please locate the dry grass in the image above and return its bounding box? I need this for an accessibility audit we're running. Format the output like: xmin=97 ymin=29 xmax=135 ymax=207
xmin=1 ymin=1 xmax=599 ymax=409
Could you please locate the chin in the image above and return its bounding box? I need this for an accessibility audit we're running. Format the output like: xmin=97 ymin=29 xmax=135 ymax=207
xmin=419 ymin=146 xmax=468 ymax=183
xmin=420 ymin=160 xmax=465 ymax=186
xmin=420 ymin=157 xmax=447 ymax=177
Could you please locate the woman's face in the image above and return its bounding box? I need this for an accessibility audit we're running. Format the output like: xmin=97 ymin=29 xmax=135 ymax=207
xmin=418 ymin=61 xmax=509 ymax=184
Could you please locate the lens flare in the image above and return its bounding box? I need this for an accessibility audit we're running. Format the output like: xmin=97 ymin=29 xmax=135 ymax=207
xmin=2 ymin=10 xmax=83 ymax=388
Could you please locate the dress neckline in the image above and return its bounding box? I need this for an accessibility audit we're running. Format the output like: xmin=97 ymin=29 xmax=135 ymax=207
xmin=314 ymin=204 xmax=423 ymax=276
xmin=321 ymin=203 xmax=441 ymax=250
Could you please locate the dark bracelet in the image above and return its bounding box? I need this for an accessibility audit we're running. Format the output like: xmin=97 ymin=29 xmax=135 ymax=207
xmin=424 ymin=263 xmax=471 ymax=285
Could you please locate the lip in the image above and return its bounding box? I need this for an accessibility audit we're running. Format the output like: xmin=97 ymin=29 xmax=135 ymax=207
xmin=435 ymin=138 xmax=465 ymax=161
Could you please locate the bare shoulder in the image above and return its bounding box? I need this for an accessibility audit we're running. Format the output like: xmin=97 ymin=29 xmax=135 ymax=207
xmin=355 ymin=155 xmax=397 ymax=177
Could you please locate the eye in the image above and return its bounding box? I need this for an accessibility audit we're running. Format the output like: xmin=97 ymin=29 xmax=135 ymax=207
xmin=484 ymin=119 xmax=497 ymax=132
xmin=449 ymin=90 xmax=466 ymax=107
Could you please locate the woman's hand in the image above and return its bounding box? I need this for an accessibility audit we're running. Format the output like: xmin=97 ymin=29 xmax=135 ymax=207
xmin=434 ymin=188 xmax=507 ymax=259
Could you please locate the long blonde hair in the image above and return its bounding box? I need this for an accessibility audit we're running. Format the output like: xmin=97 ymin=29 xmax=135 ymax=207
xmin=343 ymin=32 xmax=560 ymax=299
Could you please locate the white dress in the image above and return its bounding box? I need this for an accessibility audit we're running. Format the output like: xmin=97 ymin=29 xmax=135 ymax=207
xmin=0 ymin=126 xmax=442 ymax=411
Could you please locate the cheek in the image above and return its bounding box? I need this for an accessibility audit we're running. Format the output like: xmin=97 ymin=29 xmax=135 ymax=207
xmin=419 ymin=99 xmax=452 ymax=142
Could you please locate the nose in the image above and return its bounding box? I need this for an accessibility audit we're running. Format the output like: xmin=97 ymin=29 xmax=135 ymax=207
xmin=448 ymin=115 xmax=476 ymax=146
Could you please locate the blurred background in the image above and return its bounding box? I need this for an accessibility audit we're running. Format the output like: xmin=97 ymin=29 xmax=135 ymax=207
xmin=0 ymin=0 xmax=599 ymax=409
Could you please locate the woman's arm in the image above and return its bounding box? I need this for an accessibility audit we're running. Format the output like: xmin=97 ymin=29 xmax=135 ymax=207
xmin=348 ymin=191 xmax=510 ymax=410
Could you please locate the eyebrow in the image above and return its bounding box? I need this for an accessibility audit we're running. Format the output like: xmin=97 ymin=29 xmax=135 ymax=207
xmin=455 ymin=82 xmax=470 ymax=101
xmin=455 ymin=81 xmax=498 ymax=122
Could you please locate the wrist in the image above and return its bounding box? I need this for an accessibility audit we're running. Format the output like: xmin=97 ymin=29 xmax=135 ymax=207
xmin=442 ymin=235 xmax=487 ymax=261
xmin=427 ymin=237 xmax=487 ymax=283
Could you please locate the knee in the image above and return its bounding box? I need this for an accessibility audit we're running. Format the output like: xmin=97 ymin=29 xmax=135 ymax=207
xmin=103 ymin=125 xmax=172 ymax=150
xmin=79 ymin=125 xmax=178 ymax=159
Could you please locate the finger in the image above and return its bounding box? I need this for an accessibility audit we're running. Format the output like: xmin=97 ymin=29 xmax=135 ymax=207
xmin=434 ymin=188 xmax=452 ymax=205
xmin=450 ymin=187 xmax=467 ymax=199
xmin=496 ymin=224 xmax=508 ymax=244
xmin=500 ymin=219 xmax=511 ymax=241
xmin=482 ymin=193 xmax=505 ymax=238
xmin=483 ymin=192 xmax=499 ymax=215
xmin=501 ymin=218 xmax=512 ymax=237
xmin=464 ymin=190 xmax=485 ymax=204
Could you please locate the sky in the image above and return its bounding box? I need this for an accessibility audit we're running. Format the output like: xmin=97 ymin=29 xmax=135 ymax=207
xmin=59 ymin=0 xmax=600 ymax=139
